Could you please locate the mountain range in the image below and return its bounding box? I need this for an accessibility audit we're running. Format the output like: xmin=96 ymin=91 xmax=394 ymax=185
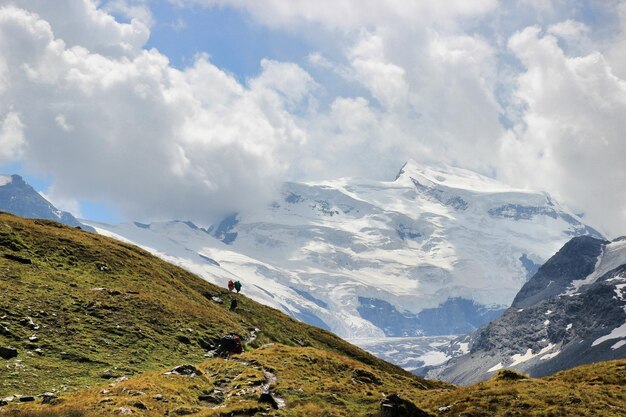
xmin=83 ymin=160 xmax=602 ymax=341
xmin=0 ymin=163 xmax=609 ymax=377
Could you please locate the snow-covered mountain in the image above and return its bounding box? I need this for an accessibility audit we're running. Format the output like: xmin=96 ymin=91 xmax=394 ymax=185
xmin=84 ymin=160 xmax=602 ymax=339
xmin=431 ymin=235 xmax=626 ymax=385
xmin=0 ymin=174 xmax=94 ymax=231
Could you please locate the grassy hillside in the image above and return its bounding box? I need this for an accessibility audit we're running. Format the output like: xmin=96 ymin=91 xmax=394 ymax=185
xmin=3 ymin=344 xmax=444 ymax=417
xmin=414 ymin=360 xmax=626 ymax=416
xmin=1 ymin=213 xmax=625 ymax=416
xmin=0 ymin=213 xmax=443 ymax=409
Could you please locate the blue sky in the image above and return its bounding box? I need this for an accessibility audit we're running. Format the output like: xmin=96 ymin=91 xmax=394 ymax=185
xmin=146 ymin=2 xmax=312 ymax=77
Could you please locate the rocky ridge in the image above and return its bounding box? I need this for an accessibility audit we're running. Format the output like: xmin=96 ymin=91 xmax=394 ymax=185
xmin=431 ymin=235 xmax=626 ymax=385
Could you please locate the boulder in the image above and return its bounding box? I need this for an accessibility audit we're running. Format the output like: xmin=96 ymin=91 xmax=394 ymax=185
xmin=40 ymin=393 xmax=58 ymax=404
xmin=198 ymin=394 xmax=223 ymax=404
xmin=353 ymin=369 xmax=381 ymax=385
xmin=0 ymin=325 xmax=11 ymax=336
xmin=3 ymin=253 xmax=32 ymax=264
xmin=133 ymin=401 xmax=148 ymax=410
xmin=216 ymin=334 xmax=243 ymax=356
xmin=379 ymin=394 xmax=433 ymax=417
xmin=18 ymin=396 xmax=35 ymax=402
xmin=0 ymin=346 xmax=18 ymax=360
xmin=258 ymin=391 xmax=279 ymax=409
xmin=166 ymin=364 xmax=202 ymax=377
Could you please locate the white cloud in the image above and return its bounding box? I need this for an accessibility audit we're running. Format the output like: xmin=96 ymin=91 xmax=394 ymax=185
xmin=0 ymin=4 xmax=313 ymax=223
xmin=0 ymin=111 xmax=24 ymax=163
xmin=103 ymin=0 xmax=154 ymax=28
xmin=2 ymin=0 xmax=150 ymax=57
xmin=39 ymin=188 xmax=82 ymax=218
xmin=500 ymin=25 xmax=626 ymax=235
xmin=1 ymin=0 xmax=626 ymax=235
xmin=176 ymin=0 xmax=499 ymax=30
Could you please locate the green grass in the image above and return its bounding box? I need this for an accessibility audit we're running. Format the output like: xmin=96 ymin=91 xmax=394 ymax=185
xmin=0 ymin=213 xmax=437 ymax=400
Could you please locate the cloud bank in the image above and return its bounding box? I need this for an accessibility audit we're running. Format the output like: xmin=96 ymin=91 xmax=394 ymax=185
xmin=0 ymin=0 xmax=625 ymax=235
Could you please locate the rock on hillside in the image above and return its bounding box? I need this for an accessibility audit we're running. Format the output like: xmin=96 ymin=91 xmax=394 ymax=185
xmin=431 ymin=236 xmax=626 ymax=385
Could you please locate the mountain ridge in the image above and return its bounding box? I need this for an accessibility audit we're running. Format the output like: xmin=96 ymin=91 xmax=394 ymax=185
xmin=431 ymin=235 xmax=626 ymax=385
xmin=85 ymin=160 xmax=603 ymax=341
xmin=0 ymin=174 xmax=94 ymax=232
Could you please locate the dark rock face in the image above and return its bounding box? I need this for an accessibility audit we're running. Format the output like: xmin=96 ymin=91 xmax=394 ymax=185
xmin=258 ymin=392 xmax=279 ymax=409
xmin=198 ymin=394 xmax=223 ymax=404
xmin=133 ymin=401 xmax=148 ymax=410
xmin=352 ymin=369 xmax=381 ymax=385
xmin=432 ymin=236 xmax=626 ymax=385
xmin=0 ymin=346 xmax=18 ymax=359
xmin=379 ymin=394 xmax=433 ymax=417
xmin=512 ymin=236 xmax=607 ymax=308
xmin=0 ymin=175 xmax=94 ymax=231
xmin=489 ymin=204 xmax=558 ymax=220
xmin=212 ymin=213 xmax=239 ymax=244
xmin=40 ymin=393 xmax=58 ymax=404
xmin=411 ymin=178 xmax=468 ymax=211
xmin=3 ymin=253 xmax=32 ymax=264
xmin=357 ymin=296 xmax=505 ymax=336
xmin=167 ymin=364 xmax=202 ymax=377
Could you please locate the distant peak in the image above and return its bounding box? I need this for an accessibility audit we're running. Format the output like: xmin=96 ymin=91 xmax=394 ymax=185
xmin=394 ymin=159 xmax=425 ymax=181
xmin=0 ymin=174 xmax=27 ymax=186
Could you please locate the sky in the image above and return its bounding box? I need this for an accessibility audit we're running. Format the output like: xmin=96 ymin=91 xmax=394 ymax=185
xmin=0 ymin=0 xmax=624 ymax=236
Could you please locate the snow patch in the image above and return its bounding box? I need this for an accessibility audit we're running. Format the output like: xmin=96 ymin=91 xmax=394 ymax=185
xmin=510 ymin=349 xmax=535 ymax=366
xmin=488 ymin=362 xmax=503 ymax=372
xmin=415 ymin=351 xmax=450 ymax=367
xmin=611 ymin=340 xmax=626 ymax=350
xmin=566 ymin=323 xmax=573 ymax=331
xmin=540 ymin=350 xmax=560 ymax=360
xmin=510 ymin=344 xmax=556 ymax=366
xmin=543 ymin=319 xmax=550 ymax=326
xmin=592 ymin=323 xmax=626 ymax=347
xmin=0 ymin=175 xmax=12 ymax=186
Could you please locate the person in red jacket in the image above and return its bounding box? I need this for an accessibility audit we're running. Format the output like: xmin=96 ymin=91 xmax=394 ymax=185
xmin=227 ymin=280 xmax=235 ymax=292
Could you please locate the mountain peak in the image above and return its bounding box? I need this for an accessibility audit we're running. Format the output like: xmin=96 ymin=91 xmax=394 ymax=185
xmin=394 ymin=160 xmax=517 ymax=193
xmin=0 ymin=173 xmax=93 ymax=231
xmin=394 ymin=159 xmax=426 ymax=180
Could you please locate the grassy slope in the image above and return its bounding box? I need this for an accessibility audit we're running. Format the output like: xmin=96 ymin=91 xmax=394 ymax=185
xmin=414 ymin=360 xmax=626 ymax=416
xmin=2 ymin=213 xmax=625 ymax=416
xmin=0 ymin=214 xmax=442 ymax=404
xmin=4 ymin=344 xmax=442 ymax=417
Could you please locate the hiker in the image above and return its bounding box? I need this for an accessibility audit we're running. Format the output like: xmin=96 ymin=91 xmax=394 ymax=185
xmin=229 ymin=299 xmax=238 ymax=312
xmin=234 ymin=280 xmax=242 ymax=293
xmin=227 ymin=280 xmax=235 ymax=292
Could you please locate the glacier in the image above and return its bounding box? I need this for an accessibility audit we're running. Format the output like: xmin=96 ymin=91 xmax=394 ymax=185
xmin=84 ymin=160 xmax=602 ymax=339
